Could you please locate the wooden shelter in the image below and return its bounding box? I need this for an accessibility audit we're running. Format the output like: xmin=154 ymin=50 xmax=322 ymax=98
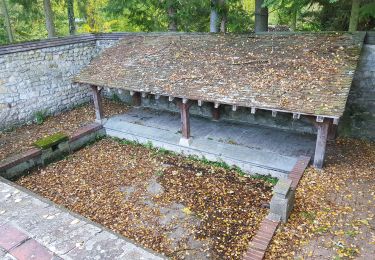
xmin=74 ymin=32 xmax=365 ymax=169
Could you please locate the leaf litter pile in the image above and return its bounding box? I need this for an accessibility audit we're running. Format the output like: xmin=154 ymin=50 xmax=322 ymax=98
xmin=16 ymin=138 xmax=273 ymax=259
xmin=0 ymin=99 xmax=128 ymax=161
xmin=266 ymin=138 xmax=374 ymax=259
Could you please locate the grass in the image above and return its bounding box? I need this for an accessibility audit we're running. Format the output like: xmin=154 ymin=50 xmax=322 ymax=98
xmin=34 ymin=110 xmax=48 ymax=125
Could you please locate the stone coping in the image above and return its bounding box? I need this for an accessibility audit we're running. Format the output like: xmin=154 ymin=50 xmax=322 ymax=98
xmin=1 ymin=31 xmax=372 ymax=56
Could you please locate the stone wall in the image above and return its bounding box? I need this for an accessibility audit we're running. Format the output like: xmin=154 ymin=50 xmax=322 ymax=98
xmin=340 ymin=44 xmax=375 ymax=140
xmin=0 ymin=40 xmax=97 ymax=128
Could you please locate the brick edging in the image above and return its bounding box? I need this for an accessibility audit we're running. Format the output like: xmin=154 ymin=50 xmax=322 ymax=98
xmin=243 ymin=155 xmax=311 ymax=260
xmin=243 ymin=218 xmax=280 ymax=260
xmin=289 ymin=155 xmax=311 ymax=190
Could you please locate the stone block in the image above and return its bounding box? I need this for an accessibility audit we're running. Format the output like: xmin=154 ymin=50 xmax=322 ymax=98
xmin=270 ymin=179 xmax=295 ymax=222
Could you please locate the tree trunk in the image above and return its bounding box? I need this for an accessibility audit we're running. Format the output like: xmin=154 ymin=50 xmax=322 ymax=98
xmin=67 ymin=0 xmax=76 ymax=35
xmin=0 ymin=0 xmax=14 ymax=43
xmin=167 ymin=6 xmax=177 ymax=31
xmin=43 ymin=0 xmax=56 ymax=38
xmin=210 ymin=0 xmax=219 ymax=32
xmin=291 ymin=8 xmax=297 ymax=31
xmin=255 ymin=0 xmax=268 ymax=32
xmin=219 ymin=0 xmax=227 ymax=33
xmin=348 ymin=0 xmax=360 ymax=32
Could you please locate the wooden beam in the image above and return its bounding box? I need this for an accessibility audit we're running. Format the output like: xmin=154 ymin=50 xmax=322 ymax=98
xmin=251 ymin=107 xmax=256 ymax=114
xmin=182 ymin=98 xmax=188 ymax=104
xmin=155 ymin=94 xmax=161 ymax=100
xmin=293 ymin=113 xmax=300 ymax=120
xmin=180 ymin=102 xmax=191 ymax=139
xmin=168 ymin=96 xmax=175 ymax=102
xmin=313 ymin=120 xmax=329 ymax=169
xmin=132 ymin=92 xmax=141 ymax=107
xmin=272 ymin=110 xmax=277 ymax=117
xmin=316 ymin=116 xmax=324 ymax=123
xmin=232 ymin=105 xmax=237 ymax=111
xmin=198 ymin=100 xmax=203 ymax=106
xmin=90 ymin=85 xmax=103 ymax=122
xmin=214 ymin=102 xmax=220 ymax=109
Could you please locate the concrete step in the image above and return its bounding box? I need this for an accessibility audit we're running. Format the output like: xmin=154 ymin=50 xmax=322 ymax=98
xmin=104 ymin=112 xmax=308 ymax=179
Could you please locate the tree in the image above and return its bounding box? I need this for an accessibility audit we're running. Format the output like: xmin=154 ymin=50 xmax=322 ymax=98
xmin=43 ymin=0 xmax=56 ymax=37
xmin=0 ymin=0 xmax=14 ymax=42
xmin=210 ymin=0 xmax=219 ymax=32
xmin=348 ymin=0 xmax=360 ymax=31
xmin=67 ymin=0 xmax=75 ymax=35
xmin=255 ymin=0 xmax=268 ymax=32
xmin=218 ymin=0 xmax=228 ymax=32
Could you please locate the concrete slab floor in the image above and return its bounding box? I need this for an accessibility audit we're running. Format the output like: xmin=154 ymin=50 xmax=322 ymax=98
xmin=104 ymin=107 xmax=316 ymax=178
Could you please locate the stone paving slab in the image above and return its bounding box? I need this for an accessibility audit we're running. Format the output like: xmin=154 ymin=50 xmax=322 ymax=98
xmin=0 ymin=178 xmax=164 ymax=260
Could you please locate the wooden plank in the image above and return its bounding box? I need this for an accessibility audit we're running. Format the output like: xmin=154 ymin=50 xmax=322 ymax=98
xmin=180 ymin=102 xmax=191 ymax=139
xmin=132 ymin=92 xmax=141 ymax=106
xmin=90 ymin=85 xmax=103 ymax=121
xmin=313 ymin=120 xmax=329 ymax=169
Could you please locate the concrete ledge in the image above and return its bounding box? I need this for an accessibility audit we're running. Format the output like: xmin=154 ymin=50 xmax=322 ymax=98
xmin=0 ymin=148 xmax=42 ymax=172
xmin=0 ymin=123 xmax=105 ymax=180
xmin=69 ymin=123 xmax=103 ymax=142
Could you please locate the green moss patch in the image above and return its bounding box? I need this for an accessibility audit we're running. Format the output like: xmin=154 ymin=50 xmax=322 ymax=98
xmin=34 ymin=132 xmax=69 ymax=149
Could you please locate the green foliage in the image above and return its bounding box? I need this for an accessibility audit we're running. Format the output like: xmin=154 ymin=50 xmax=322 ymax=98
xmin=34 ymin=132 xmax=68 ymax=149
xmin=34 ymin=110 xmax=48 ymax=125
xmin=111 ymin=92 xmax=122 ymax=103
xmin=252 ymin=174 xmax=278 ymax=185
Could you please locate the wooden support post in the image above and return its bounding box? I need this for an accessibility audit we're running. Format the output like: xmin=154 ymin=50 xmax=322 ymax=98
xmin=212 ymin=103 xmax=220 ymax=121
xmin=328 ymin=119 xmax=337 ymax=140
xmin=179 ymin=100 xmax=193 ymax=146
xmin=90 ymin=85 xmax=103 ymax=122
xmin=132 ymin=92 xmax=141 ymax=107
xmin=313 ymin=120 xmax=329 ymax=169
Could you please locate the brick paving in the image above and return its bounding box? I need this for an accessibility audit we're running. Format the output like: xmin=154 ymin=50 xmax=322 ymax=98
xmin=0 ymin=179 xmax=163 ymax=260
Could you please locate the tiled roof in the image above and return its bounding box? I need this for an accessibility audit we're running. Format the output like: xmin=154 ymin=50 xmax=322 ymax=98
xmin=74 ymin=32 xmax=365 ymax=118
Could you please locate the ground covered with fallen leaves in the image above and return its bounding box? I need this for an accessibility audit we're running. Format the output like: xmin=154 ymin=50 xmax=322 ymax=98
xmin=0 ymin=99 xmax=128 ymax=161
xmin=266 ymin=138 xmax=374 ymax=259
xmin=16 ymin=138 xmax=273 ymax=259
